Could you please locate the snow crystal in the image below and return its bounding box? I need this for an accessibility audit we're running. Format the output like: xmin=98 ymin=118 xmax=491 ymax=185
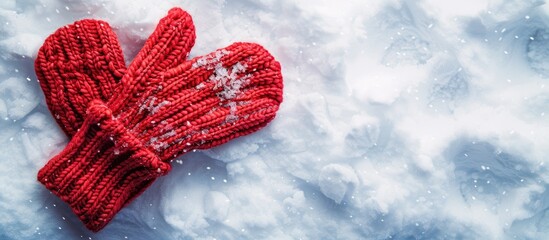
xmin=149 ymin=139 xmax=169 ymax=152
xmin=225 ymin=101 xmax=238 ymax=123
xmin=139 ymin=96 xmax=170 ymax=114
xmin=195 ymin=82 xmax=205 ymax=90
xmin=210 ymin=62 xmax=250 ymax=100
xmin=191 ymin=49 xmax=230 ymax=69
xmin=160 ymin=129 xmax=176 ymax=139
xmin=147 ymin=129 xmax=176 ymax=151
xmin=191 ymin=48 xmax=249 ymax=101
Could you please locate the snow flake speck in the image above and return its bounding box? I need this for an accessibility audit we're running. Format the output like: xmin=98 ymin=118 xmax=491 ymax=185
xmin=192 ymin=49 xmax=230 ymax=69
xmin=225 ymin=102 xmax=238 ymax=123
xmin=210 ymin=62 xmax=250 ymax=101
xmin=191 ymin=49 xmax=250 ymax=101
xmin=139 ymin=96 xmax=171 ymax=114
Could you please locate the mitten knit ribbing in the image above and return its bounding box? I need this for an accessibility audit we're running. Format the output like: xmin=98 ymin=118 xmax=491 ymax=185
xmin=39 ymin=99 xmax=171 ymax=231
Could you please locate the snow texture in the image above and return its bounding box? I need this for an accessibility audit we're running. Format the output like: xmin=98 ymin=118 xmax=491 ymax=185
xmin=193 ymin=49 xmax=250 ymax=101
xmin=0 ymin=0 xmax=549 ymax=239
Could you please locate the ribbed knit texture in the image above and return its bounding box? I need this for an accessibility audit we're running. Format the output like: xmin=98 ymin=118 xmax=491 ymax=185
xmin=35 ymin=19 xmax=126 ymax=136
xmin=35 ymin=7 xmax=283 ymax=232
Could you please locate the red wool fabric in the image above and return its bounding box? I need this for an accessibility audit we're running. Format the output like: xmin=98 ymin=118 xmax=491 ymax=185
xmin=35 ymin=8 xmax=283 ymax=232
xmin=35 ymin=19 xmax=127 ymax=136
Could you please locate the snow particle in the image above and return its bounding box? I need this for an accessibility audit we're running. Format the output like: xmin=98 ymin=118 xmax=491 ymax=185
xmin=195 ymin=82 xmax=205 ymax=90
xmin=210 ymin=62 xmax=250 ymax=100
xmin=139 ymin=96 xmax=170 ymax=115
xmin=192 ymin=49 xmax=230 ymax=69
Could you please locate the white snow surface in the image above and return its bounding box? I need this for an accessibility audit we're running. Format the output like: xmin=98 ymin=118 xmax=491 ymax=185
xmin=1 ymin=0 xmax=549 ymax=239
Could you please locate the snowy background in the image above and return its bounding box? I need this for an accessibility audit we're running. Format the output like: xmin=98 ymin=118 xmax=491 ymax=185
xmin=1 ymin=0 xmax=549 ymax=239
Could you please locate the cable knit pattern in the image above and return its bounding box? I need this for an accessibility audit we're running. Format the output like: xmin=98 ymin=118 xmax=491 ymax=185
xmin=35 ymin=7 xmax=283 ymax=232
xmin=35 ymin=19 xmax=126 ymax=136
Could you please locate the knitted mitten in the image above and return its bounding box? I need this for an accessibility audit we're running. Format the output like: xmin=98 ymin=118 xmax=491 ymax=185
xmin=35 ymin=19 xmax=126 ymax=136
xmin=36 ymin=8 xmax=196 ymax=231
xmin=36 ymin=8 xmax=283 ymax=231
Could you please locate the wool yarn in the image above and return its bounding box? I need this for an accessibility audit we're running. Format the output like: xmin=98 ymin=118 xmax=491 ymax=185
xmin=35 ymin=19 xmax=126 ymax=136
xmin=35 ymin=8 xmax=283 ymax=232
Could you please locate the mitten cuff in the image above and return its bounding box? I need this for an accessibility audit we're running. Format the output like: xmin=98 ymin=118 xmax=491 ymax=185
xmin=37 ymin=100 xmax=170 ymax=232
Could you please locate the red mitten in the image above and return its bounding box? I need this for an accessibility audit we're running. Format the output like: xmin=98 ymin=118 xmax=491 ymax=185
xmin=35 ymin=19 xmax=127 ymax=136
xmin=35 ymin=8 xmax=196 ymax=231
xmin=36 ymin=8 xmax=283 ymax=232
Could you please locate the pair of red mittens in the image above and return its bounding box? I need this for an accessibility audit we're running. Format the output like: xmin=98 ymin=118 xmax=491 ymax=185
xmin=35 ymin=7 xmax=283 ymax=231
